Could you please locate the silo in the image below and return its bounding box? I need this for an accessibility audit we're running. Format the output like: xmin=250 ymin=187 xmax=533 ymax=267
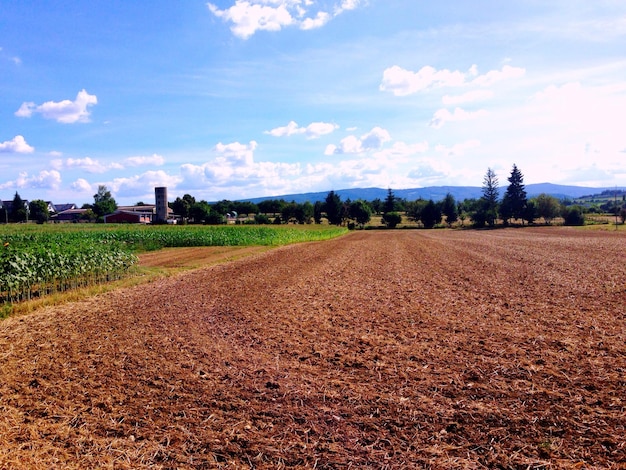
xmin=155 ymin=187 xmax=168 ymax=223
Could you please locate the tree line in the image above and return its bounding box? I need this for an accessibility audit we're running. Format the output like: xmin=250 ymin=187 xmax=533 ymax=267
xmin=3 ymin=166 xmax=625 ymax=226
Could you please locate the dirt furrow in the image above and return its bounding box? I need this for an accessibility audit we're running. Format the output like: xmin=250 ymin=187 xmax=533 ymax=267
xmin=0 ymin=229 xmax=624 ymax=469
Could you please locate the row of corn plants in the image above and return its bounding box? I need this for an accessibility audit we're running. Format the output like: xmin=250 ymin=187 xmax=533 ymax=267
xmin=1 ymin=224 xmax=348 ymax=305
xmin=1 ymin=240 xmax=137 ymax=304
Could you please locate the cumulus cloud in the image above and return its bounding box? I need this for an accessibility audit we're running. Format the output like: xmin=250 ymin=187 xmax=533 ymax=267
xmin=429 ymin=107 xmax=489 ymax=129
xmin=407 ymin=158 xmax=453 ymax=183
xmin=435 ymin=139 xmax=481 ymax=157
xmin=123 ymin=154 xmax=166 ymax=167
xmin=109 ymin=170 xmax=183 ymax=198
xmin=51 ymin=154 xmax=165 ymax=173
xmin=380 ymin=64 xmax=526 ymax=96
xmin=0 ymin=170 xmax=62 ymax=191
xmin=15 ymin=89 xmax=97 ymax=123
xmin=265 ymin=121 xmax=338 ymax=138
xmin=208 ymin=0 xmax=363 ymax=39
xmin=442 ymin=90 xmax=494 ymax=105
xmin=179 ymin=140 xmax=301 ymax=194
xmin=0 ymin=135 xmax=34 ymax=153
xmin=471 ymin=65 xmax=526 ymax=87
xmin=325 ymin=127 xmax=391 ymax=155
xmin=214 ymin=140 xmax=258 ymax=167
xmin=71 ymin=178 xmax=94 ymax=193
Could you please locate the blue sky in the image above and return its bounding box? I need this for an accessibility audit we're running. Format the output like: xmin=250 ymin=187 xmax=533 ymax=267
xmin=1 ymin=1 xmax=625 ymax=205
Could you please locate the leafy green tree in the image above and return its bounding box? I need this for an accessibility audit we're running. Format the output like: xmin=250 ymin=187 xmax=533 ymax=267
xmin=171 ymin=194 xmax=195 ymax=219
xmin=523 ymin=200 xmax=537 ymax=225
xmin=29 ymin=199 xmax=50 ymax=224
xmin=258 ymin=199 xmax=284 ymax=215
xmin=370 ymin=198 xmax=383 ymax=214
xmin=503 ymin=164 xmax=527 ymax=223
xmin=254 ymin=213 xmax=271 ymax=224
xmin=205 ymin=212 xmax=225 ymax=225
xmin=92 ymin=185 xmax=117 ymax=221
xmin=457 ymin=201 xmax=470 ymax=226
xmin=441 ymin=193 xmax=458 ymax=227
xmin=407 ymin=198 xmax=428 ymax=223
xmin=349 ymin=199 xmax=372 ymax=228
xmin=212 ymin=199 xmax=234 ymax=215
xmin=295 ymin=201 xmax=314 ymax=224
xmin=324 ymin=190 xmax=343 ymax=225
xmin=190 ymin=201 xmax=212 ymax=223
xmin=9 ymin=192 xmax=27 ymax=223
xmin=562 ymin=205 xmax=585 ymax=226
xmin=535 ymin=193 xmax=561 ymax=225
xmin=479 ymin=168 xmax=499 ymax=227
xmin=499 ymin=194 xmax=513 ymax=226
xmin=382 ymin=211 xmax=402 ymax=228
xmin=313 ymin=201 xmax=323 ymax=224
xmin=420 ymin=199 xmax=442 ymax=229
xmin=233 ymin=201 xmax=258 ymax=217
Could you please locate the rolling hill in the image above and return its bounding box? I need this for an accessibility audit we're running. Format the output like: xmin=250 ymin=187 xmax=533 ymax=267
xmin=242 ymin=183 xmax=625 ymax=204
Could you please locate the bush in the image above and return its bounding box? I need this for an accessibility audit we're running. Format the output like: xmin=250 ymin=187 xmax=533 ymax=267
xmin=562 ymin=205 xmax=585 ymax=226
xmin=254 ymin=213 xmax=271 ymax=224
xmin=382 ymin=212 xmax=402 ymax=229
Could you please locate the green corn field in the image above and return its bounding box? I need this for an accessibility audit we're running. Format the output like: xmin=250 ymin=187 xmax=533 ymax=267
xmin=1 ymin=224 xmax=348 ymax=305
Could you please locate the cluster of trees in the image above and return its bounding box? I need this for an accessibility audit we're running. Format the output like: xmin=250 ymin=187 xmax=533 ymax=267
xmin=0 ymin=193 xmax=52 ymax=224
xmin=4 ymin=168 xmax=625 ymax=227
xmin=0 ymin=185 xmax=119 ymax=224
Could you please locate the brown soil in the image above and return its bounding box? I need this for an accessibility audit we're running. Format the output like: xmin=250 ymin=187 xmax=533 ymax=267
xmin=0 ymin=228 xmax=624 ymax=469
xmin=137 ymin=246 xmax=271 ymax=269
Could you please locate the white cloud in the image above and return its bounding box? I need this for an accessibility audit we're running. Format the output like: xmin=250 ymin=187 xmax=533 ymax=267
xmin=407 ymin=158 xmax=453 ymax=184
xmin=214 ymin=140 xmax=258 ymax=166
xmin=301 ymin=11 xmax=330 ymax=30
xmin=208 ymin=0 xmax=363 ymax=39
xmin=373 ymin=141 xmax=429 ymax=161
xmin=429 ymin=107 xmax=488 ymax=129
xmin=9 ymin=170 xmax=62 ymax=190
xmin=179 ymin=140 xmax=301 ymax=196
xmin=123 ymin=154 xmax=166 ymax=167
xmin=379 ymin=65 xmax=466 ymax=96
xmin=110 ymin=170 xmax=183 ymax=198
xmin=471 ymin=65 xmax=526 ymax=87
xmin=435 ymin=139 xmax=481 ymax=157
xmin=50 ymin=154 xmax=165 ymax=173
xmin=71 ymin=178 xmax=94 ymax=193
xmin=380 ymin=64 xmax=526 ymax=96
xmin=325 ymin=126 xmax=391 ymax=155
xmin=265 ymin=120 xmax=338 ymax=138
xmin=15 ymin=89 xmax=97 ymax=123
xmin=442 ymin=90 xmax=494 ymax=105
xmin=0 ymin=135 xmax=34 ymax=153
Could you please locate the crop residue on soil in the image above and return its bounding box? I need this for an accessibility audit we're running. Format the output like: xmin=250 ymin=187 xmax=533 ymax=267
xmin=0 ymin=228 xmax=624 ymax=469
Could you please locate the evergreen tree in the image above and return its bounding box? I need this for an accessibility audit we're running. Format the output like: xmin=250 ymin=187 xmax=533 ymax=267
xmin=313 ymin=201 xmax=323 ymax=224
xmin=480 ymin=168 xmax=499 ymax=227
xmin=503 ymin=164 xmax=527 ymax=223
xmin=383 ymin=188 xmax=396 ymax=213
xmin=441 ymin=193 xmax=458 ymax=227
xmin=324 ymin=190 xmax=343 ymax=225
xmin=9 ymin=192 xmax=27 ymax=223
xmin=420 ymin=199 xmax=442 ymax=229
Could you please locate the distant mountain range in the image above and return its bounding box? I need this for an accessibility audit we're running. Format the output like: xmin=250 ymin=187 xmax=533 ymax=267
xmin=242 ymin=183 xmax=626 ymax=204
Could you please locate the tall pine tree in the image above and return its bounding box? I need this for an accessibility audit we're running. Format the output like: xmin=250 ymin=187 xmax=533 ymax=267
xmin=481 ymin=168 xmax=499 ymax=227
xmin=503 ymin=164 xmax=527 ymax=223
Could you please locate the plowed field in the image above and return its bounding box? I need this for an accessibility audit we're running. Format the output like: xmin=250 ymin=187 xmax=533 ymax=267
xmin=1 ymin=228 xmax=624 ymax=469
